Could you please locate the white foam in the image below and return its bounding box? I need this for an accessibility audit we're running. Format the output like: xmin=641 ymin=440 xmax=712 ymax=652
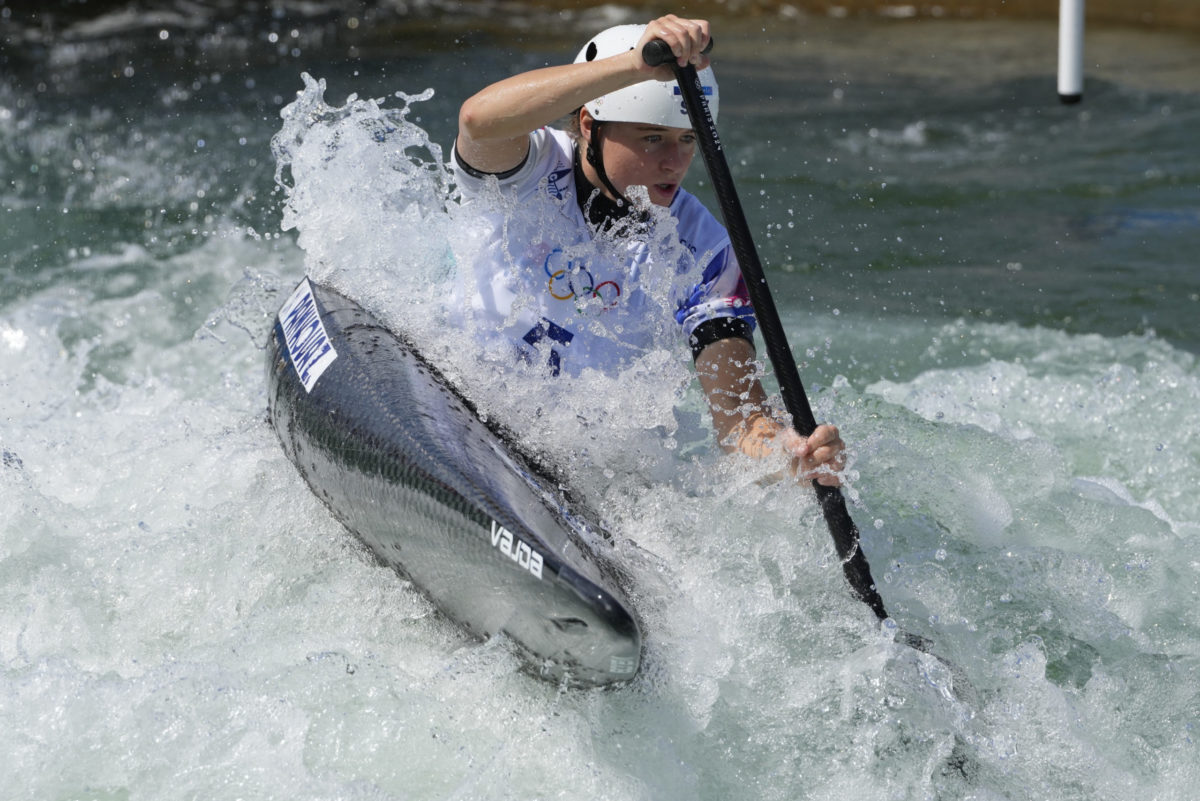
xmin=4 ymin=63 xmax=1199 ymax=801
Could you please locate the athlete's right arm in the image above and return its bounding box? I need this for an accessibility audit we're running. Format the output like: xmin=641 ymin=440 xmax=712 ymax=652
xmin=455 ymin=15 xmax=711 ymax=175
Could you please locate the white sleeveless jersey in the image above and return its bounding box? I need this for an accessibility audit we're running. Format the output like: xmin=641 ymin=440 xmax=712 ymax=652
xmin=451 ymin=127 xmax=755 ymax=377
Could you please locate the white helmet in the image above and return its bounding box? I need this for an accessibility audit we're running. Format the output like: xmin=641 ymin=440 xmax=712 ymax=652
xmin=574 ymin=23 xmax=719 ymax=127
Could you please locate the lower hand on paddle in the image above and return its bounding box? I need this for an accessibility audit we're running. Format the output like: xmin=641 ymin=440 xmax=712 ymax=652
xmin=782 ymin=423 xmax=846 ymax=487
xmin=732 ymin=415 xmax=846 ymax=487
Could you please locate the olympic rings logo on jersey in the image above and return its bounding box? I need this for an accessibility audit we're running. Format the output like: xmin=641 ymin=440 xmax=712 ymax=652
xmin=543 ymin=248 xmax=620 ymax=311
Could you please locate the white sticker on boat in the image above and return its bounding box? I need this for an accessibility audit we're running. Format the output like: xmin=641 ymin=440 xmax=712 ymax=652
xmin=609 ymin=655 xmax=637 ymax=676
xmin=491 ymin=521 xmax=544 ymax=580
xmin=278 ymin=279 xmax=338 ymax=393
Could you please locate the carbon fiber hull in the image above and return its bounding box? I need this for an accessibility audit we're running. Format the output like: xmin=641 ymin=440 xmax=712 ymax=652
xmin=266 ymin=279 xmax=641 ymax=686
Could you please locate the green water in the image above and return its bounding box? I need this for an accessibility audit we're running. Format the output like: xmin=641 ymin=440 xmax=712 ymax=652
xmin=2 ymin=6 xmax=1198 ymax=800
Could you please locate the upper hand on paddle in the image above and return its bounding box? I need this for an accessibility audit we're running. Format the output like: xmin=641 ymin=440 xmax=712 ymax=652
xmin=634 ymin=15 xmax=711 ymax=78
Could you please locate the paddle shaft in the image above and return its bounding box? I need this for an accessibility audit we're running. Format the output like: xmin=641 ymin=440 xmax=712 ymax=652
xmin=643 ymin=40 xmax=888 ymax=620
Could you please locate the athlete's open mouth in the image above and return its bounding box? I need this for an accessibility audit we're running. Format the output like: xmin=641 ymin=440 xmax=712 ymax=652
xmin=653 ymin=183 xmax=678 ymax=201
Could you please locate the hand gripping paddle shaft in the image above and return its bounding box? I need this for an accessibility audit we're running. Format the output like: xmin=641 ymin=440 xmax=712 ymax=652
xmin=643 ymin=39 xmax=888 ymax=621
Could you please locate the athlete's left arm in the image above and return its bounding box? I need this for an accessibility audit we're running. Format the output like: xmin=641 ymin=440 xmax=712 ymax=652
xmin=694 ymin=337 xmax=845 ymax=487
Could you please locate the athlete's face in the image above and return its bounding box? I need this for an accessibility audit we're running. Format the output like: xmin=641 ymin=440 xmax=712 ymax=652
xmin=582 ymin=115 xmax=697 ymax=207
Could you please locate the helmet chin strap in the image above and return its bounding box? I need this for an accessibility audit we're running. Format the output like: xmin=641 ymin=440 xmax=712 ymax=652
xmin=584 ymin=121 xmax=629 ymax=209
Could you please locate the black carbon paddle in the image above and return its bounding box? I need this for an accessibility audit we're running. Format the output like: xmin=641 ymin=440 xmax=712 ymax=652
xmin=639 ymin=47 xmax=980 ymax=765
xmin=642 ymin=38 xmax=890 ymax=621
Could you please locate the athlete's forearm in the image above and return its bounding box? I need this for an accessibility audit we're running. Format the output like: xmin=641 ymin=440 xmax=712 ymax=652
xmin=695 ymin=336 xmax=772 ymax=453
xmin=696 ymin=336 xmax=845 ymax=484
xmin=455 ymin=14 xmax=710 ymax=175
xmin=458 ymin=56 xmax=643 ymax=144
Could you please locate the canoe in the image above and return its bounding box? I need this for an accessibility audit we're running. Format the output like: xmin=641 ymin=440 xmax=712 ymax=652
xmin=266 ymin=278 xmax=641 ymax=686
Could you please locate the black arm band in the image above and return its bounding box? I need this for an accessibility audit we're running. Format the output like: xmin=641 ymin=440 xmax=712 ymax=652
xmin=689 ymin=317 xmax=755 ymax=361
xmin=453 ymin=139 xmax=529 ymax=180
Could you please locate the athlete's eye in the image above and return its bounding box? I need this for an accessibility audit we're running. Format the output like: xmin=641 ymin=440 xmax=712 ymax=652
xmin=643 ymin=135 xmax=663 ymax=144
